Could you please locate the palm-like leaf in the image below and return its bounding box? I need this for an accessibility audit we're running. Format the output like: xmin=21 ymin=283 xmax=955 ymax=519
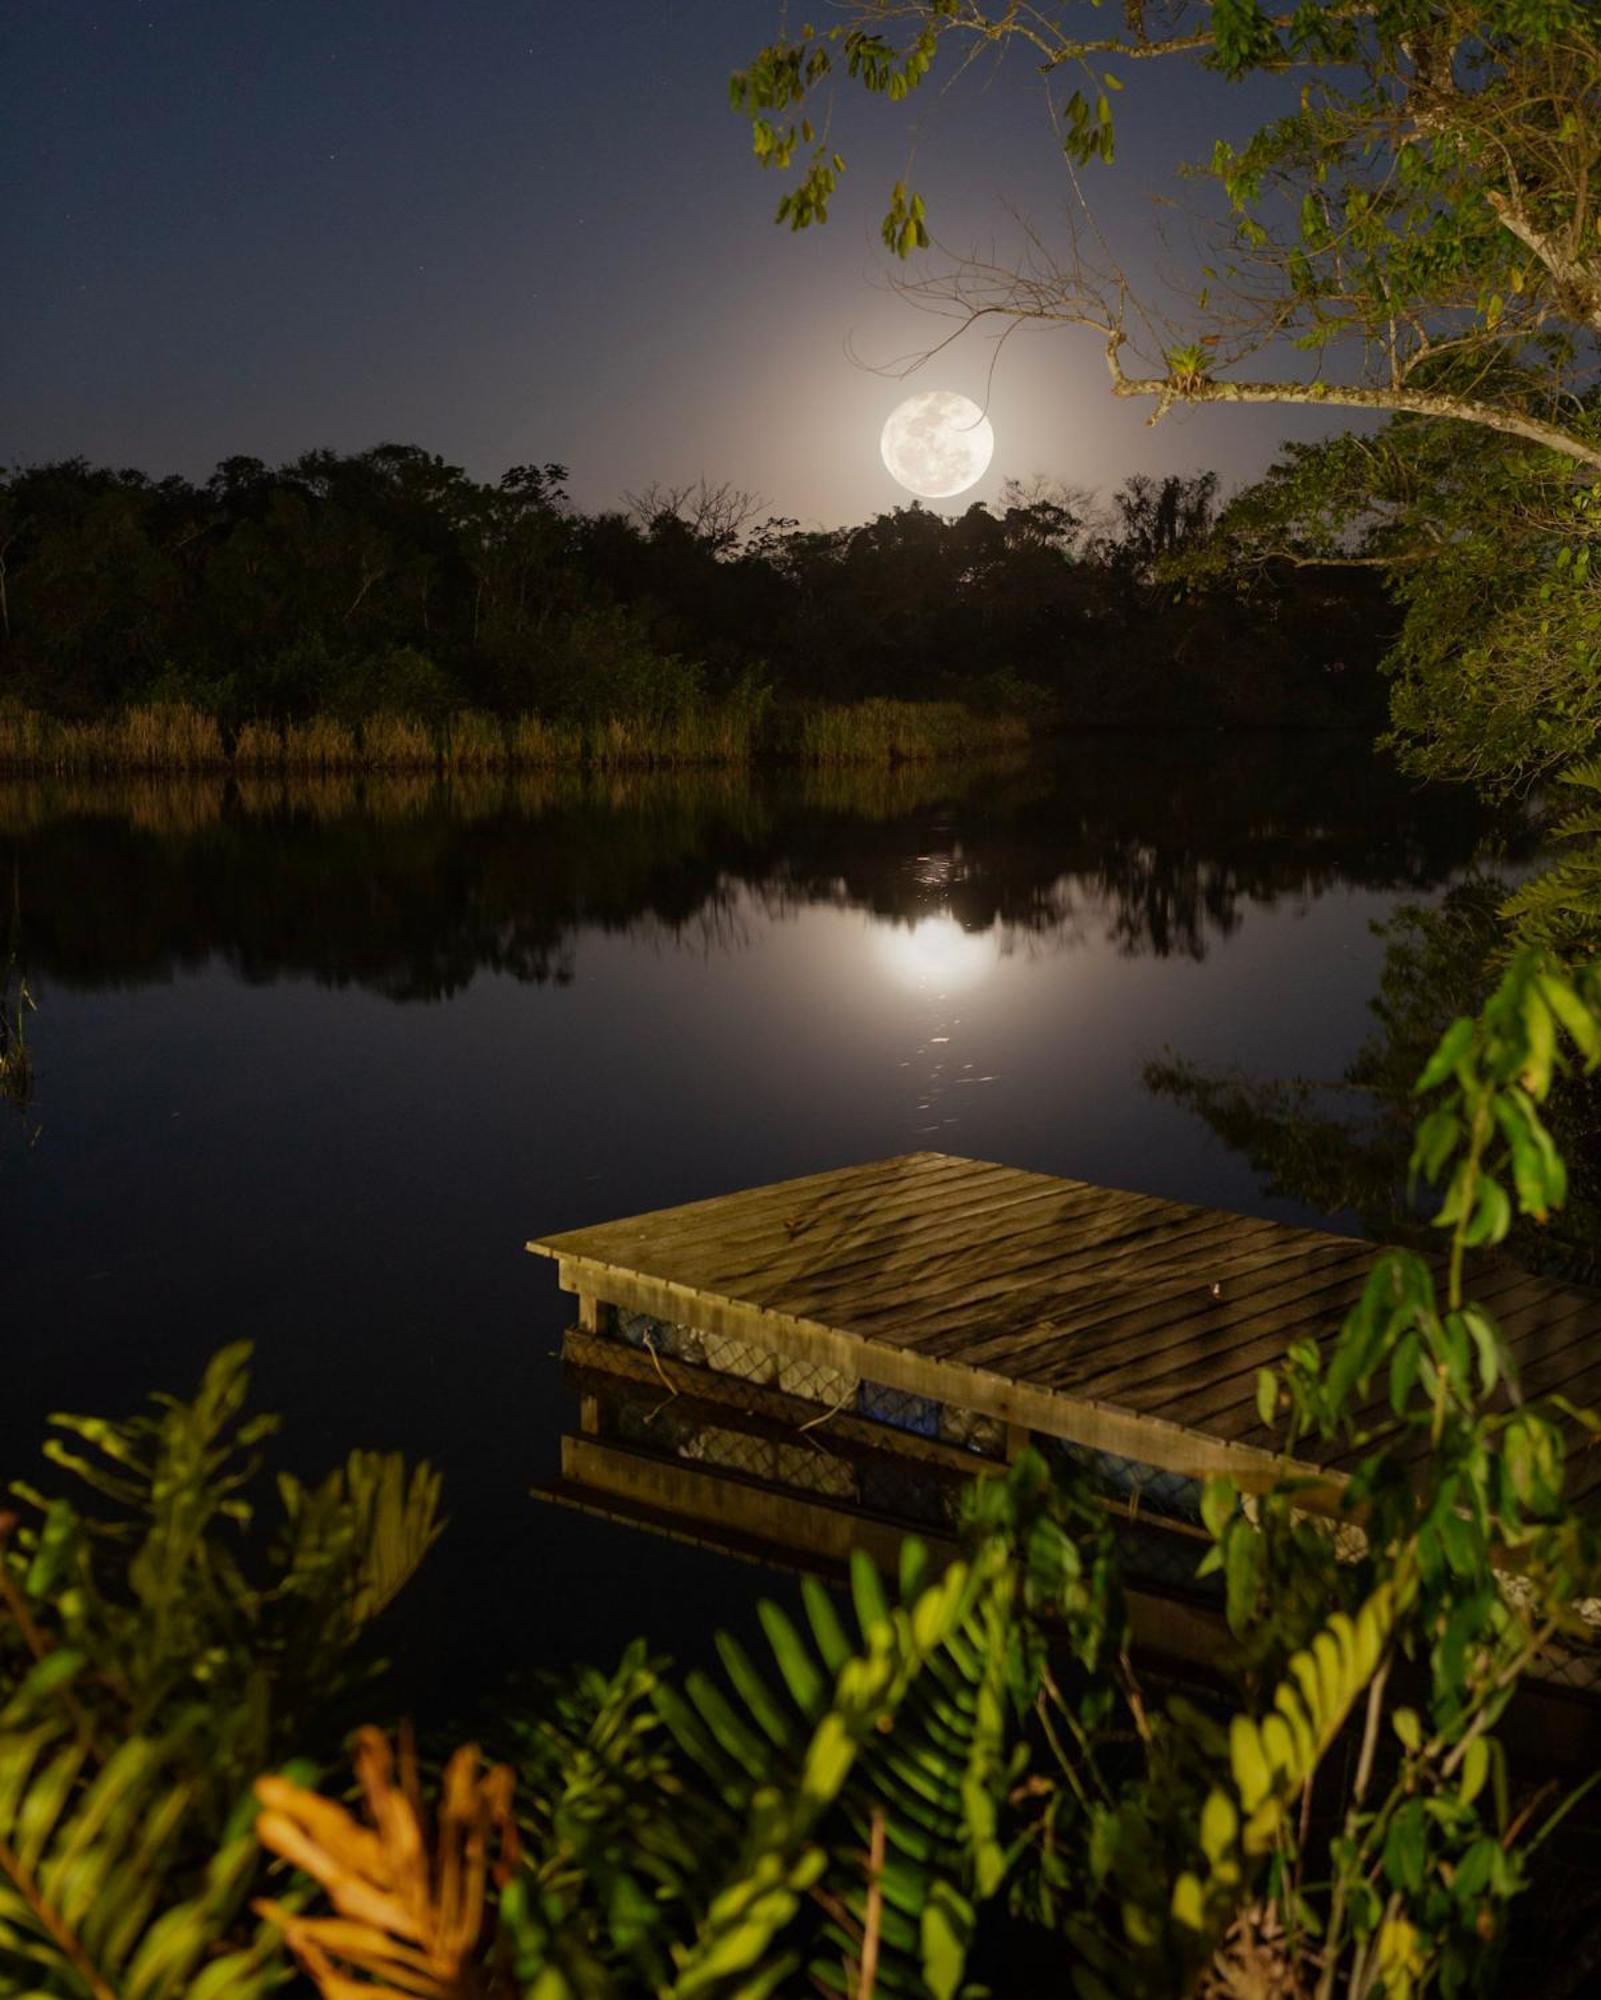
xmin=5 ymin=1345 xmax=444 ymax=1821
xmin=254 ymin=1727 xmax=517 ymax=2000
xmin=1504 ymin=756 xmax=1601 ymax=953
xmin=277 ymin=1451 xmax=446 ymax=1635
xmin=499 ymin=1456 xmax=1127 ymax=1998
xmin=268 ymin=1540 xmax=1016 ymax=2000
xmin=652 ymin=1546 xmax=1009 ymax=1999
xmin=0 ymin=1717 xmax=275 ymax=1999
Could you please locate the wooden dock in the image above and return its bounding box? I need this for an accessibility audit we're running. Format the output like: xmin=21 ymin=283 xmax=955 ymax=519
xmin=528 ymin=1151 xmax=1601 ymax=1509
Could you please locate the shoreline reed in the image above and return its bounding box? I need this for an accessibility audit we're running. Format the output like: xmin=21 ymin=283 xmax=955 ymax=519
xmin=0 ymin=700 xmax=1033 ymax=775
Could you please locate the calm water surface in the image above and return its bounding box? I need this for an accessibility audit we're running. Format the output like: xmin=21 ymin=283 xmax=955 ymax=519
xmin=0 ymin=735 xmax=1509 ymax=1700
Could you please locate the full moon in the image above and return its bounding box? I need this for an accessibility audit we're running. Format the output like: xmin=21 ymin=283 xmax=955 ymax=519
xmin=880 ymin=390 xmax=995 ymax=500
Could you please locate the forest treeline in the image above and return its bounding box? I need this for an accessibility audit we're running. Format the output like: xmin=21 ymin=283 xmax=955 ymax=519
xmin=0 ymin=446 xmax=1390 ymax=754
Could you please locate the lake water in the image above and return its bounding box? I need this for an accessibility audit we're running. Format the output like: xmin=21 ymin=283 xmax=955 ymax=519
xmin=0 ymin=734 xmax=1511 ymax=1706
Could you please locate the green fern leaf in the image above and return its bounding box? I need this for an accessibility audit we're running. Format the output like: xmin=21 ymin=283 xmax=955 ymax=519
xmin=0 ymin=1721 xmax=274 ymax=1999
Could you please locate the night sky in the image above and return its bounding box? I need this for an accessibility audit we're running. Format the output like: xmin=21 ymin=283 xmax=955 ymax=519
xmin=7 ymin=2 xmax=1350 ymax=523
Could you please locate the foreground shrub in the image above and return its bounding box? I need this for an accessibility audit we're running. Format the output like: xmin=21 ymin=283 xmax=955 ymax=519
xmin=0 ymin=1343 xmax=442 ymax=1996
xmin=5 ymin=957 xmax=1600 ymax=1997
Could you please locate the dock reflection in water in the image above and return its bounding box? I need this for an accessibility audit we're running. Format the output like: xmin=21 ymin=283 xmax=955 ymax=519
xmin=540 ymin=1309 xmax=1224 ymax=1671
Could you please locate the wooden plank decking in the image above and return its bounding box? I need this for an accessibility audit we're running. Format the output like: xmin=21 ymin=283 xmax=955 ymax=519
xmin=528 ymin=1152 xmax=1601 ymax=1501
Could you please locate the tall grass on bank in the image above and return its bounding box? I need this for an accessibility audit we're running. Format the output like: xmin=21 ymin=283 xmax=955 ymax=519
xmin=0 ymin=697 xmax=1033 ymax=774
xmin=444 ymin=710 xmax=507 ymax=770
xmin=507 ymin=716 xmax=584 ymax=767
xmin=0 ymin=704 xmax=228 ymax=773
xmin=797 ymin=699 xmax=1030 ymax=764
xmin=356 ymin=713 xmax=435 ymax=771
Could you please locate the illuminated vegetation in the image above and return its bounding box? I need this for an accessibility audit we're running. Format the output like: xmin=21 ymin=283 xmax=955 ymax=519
xmin=5 ymin=961 xmax=1601 ymax=1995
xmin=0 ymin=696 xmax=1028 ymax=773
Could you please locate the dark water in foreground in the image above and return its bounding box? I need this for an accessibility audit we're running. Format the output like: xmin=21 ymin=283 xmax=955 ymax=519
xmin=0 ymin=735 xmax=1512 ymax=1700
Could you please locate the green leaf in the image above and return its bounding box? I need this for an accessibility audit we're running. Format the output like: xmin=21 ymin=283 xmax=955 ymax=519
xmin=1230 ymin=1717 xmax=1272 ymax=1813
xmin=1416 ymin=1016 xmax=1475 ymax=1093
xmin=1461 ymin=1308 xmax=1504 ymax=1397
xmin=1461 ymin=1173 xmax=1511 ymax=1247
xmin=1170 ymin=1870 xmax=1206 ymax=1930
xmin=757 ymin=1601 xmax=827 ymax=1721
xmin=1200 ymin=1476 xmax=1236 ymax=1539
xmin=715 ymin=1632 xmax=798 ymax=1750
xmin=1460 ymin=1736 xmax=1490 ymax=1807
xmin=849 ymin=1548 xmax=891 ymax=1639
xmin=1519 ymin=983 xmax=1557 ymax=1096
xmin=1383 ymin=1800 xmax=1428 ymax=1894
xmin=1391 ymin=1331 xmax=1422 ymax=1415
xmin=1224 ymin=1521 xmax=1263 ymax=1631
xmin=1536 ymin=972 xmax=1601 ymax=1064
xmin=920 ymin=1878 xmax=975 ymax=2000
xmin=800 ymin=1575 xmax=852 ymax=1675
xmin=0 ymin=1649 xmax=86 ymax=1726
xmin=1200 ymin=1788 xmax=1238 ymax=1864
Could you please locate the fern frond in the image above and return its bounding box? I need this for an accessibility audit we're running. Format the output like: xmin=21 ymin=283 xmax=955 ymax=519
xmin=0 ymin=1718 xmax=271 ymax=2000
xmin=277 ymin=1450 xmax=445 ymax=1634
xmin=254 ymin=1727 xmax=517 ymax=2000
xmin=1554 ymin=753 xmax=1601 ymax=797
xmin=1504 ymin=763 xmax=1601 ymax=953
xmin=1169 ymin=1581 xmax=1400 ymax=1941
xmin=655 ymin=1542 xmax=1013 ymax=2000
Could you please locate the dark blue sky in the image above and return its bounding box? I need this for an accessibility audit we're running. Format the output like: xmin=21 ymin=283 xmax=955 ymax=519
xmin=6 ymin=2 xmax=1346 ymax=522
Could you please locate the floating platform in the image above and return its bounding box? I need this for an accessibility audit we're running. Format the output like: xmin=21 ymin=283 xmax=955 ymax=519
xmin=528 ymin=1150 xmax=1601 ymax=1501
xmin=529 ymin=1152 xmax=1601 ymax=1739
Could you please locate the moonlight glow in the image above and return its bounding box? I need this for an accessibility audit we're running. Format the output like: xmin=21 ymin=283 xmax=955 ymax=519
xmin=876 ymin=916 xmax=999 ymax=995
xmin=880 ymin=391 xmax=995 ymax=500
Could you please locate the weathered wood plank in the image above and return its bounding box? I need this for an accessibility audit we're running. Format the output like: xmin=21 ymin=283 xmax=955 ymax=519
xmin=530 ymin=1153 xmax=948 ymax=1264
xmin=844 ymin=1205 xmax=1293 ymax=1334
xmin=552 ymin=1157 xmax=1032 ymax=1308
xmin=1053 ymin=1254 xmax=1557 ymax=1415
xmin=1189 ymin=1269 xmax=1601 ymax=1443
xmin=936 ymin=1239 xmax=1364 ymax=1380
xmin=530 ymin=1154 xmax=1601 ymax=1512
xmin=705 ymin=1177 xmax=1106 ymax=1310
xmin=654 ymin=1155 xmax=1017 ymax=1270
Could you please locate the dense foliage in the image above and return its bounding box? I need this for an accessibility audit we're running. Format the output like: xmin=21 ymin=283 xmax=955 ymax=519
xmin=0 ymin=452 xmax=1388 ymax=740
xmin=734 ymin=0 xmax=1601 ymax=795
xmin=0 ymin=1342 xmax=443 ymax=1996
xmin=4 ymin=957 xmax=1601 ymax=1996
xmin=1149 ymin=879 xmax=1601 ymax=1282
xmin=1192 ymin=419 xmax=1601 ymax=795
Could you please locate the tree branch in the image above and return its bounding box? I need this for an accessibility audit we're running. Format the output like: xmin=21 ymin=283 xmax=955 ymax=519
xmin=1105 ymin=340 xmax=1601 ymax=473
xmin=1485 ymin=189 xmax=1601 ymax=336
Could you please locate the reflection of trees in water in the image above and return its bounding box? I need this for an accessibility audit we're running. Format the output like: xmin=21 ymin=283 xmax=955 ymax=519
xmin=1147 ymin=877 xmax=1601 ymax=1281
xmin=1 ymin=860 xmax=38 ymax=1137
xmin=0 ymin=736 xmax=1514 ymax=999
xmin=747 ymin=738 xmax=1508 ymax=962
